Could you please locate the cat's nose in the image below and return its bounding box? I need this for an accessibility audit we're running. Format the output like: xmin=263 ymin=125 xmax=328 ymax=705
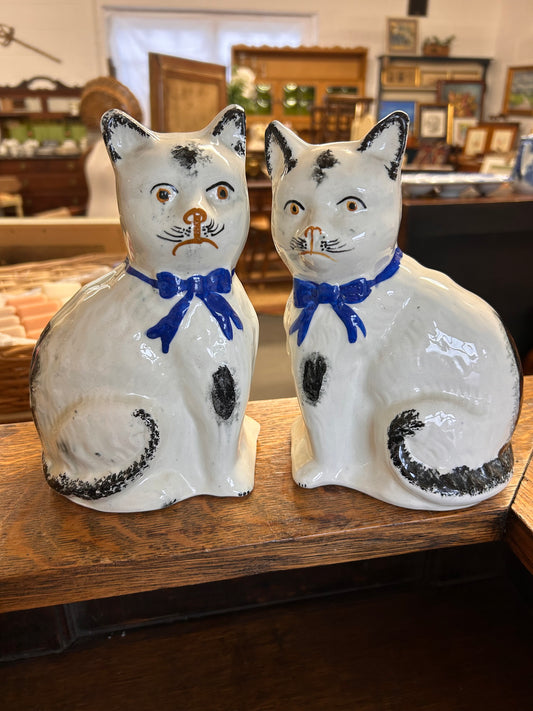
xmin=183 ymin=207 xmax=207 ymax=239
xmin=304 ymin=226 xmax=322 ymax=240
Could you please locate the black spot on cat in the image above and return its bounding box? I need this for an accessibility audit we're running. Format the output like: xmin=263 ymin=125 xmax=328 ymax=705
xmin=387 ymin=409 xmax=514 ymax=498
xmin=302 ymin=353 xmax=328 ymax=404
xmin=101 ymin=110 xmax=150 ymax=163
xmin=211 ymin=365 xmax=236 ymax=420
xmin=265 ymin=123 xmax=297 ymax=176
xmin=44 ymin=409 xmax=160 ymax=501
xmin=312 ymin=150 xmax=339 ymax=184
xmin=171 ymin=144 xmax=210 ymax=172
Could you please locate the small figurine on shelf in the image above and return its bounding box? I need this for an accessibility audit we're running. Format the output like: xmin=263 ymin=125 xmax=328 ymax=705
xmin=265 ymin=111 xmax=521 ymax=511
xmin=30 ymin=105 xmax=259 ymax=512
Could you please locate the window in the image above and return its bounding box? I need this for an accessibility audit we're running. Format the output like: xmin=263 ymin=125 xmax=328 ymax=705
xmin=104 ymin=9 xmax=317 ymax=126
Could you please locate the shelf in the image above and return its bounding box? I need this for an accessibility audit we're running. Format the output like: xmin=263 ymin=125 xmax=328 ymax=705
xmin=0 ymin=377 xmax=532 ymax=614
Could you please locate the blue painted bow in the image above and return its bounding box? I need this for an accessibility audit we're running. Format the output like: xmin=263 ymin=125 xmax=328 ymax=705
xmin=290 ymin=248 xmax=402 ymax=346
xmin=126 ymin=263 xmax=243 ymax=354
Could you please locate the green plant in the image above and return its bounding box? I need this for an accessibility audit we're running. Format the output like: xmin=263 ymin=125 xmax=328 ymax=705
xmin=423 ymin=35 xmax=455 ymax=47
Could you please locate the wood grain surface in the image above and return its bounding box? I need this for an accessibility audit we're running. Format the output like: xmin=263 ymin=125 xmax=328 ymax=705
xmin=506 ymin=454 xmax=533 ymax=574
xmin=1 ymin=378 xmax=532 ymax=613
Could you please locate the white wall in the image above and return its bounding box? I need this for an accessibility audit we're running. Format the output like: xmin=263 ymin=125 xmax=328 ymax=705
xmin=0 ymin=0 xmax=531 ymax=131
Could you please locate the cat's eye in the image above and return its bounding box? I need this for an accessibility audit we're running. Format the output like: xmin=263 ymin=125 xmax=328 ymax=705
xmin=337 ymin=196 xmax=367 ymax=212
xmin=206 ymin=181 xmax=234 ymax=201
xmin=151 ymin=183 xmax=177 ymax=204
xmin=284 ymin=200 xmax=304 ymax=215
xmin=157 ymin=188 xmax=171 ymax=203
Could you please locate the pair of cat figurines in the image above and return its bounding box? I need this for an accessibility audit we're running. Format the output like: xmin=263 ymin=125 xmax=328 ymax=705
xmin=30 ymin=105 xmax=522 ymax=514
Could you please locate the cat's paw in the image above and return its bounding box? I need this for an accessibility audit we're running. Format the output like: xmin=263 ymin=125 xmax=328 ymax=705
xmin=293 ymin=460 xmax=326 ymax=489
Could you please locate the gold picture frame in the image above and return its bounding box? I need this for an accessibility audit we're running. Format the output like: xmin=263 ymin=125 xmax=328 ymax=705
xmin=381 ymin=65 xmax=419 ymax=88
xmin=386 ymin=18 xmax=418 ymax=55
xmin=502 ymin=65 xmax=533 ymax=116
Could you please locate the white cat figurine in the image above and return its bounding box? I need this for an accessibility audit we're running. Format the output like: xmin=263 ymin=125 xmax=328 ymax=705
xmin=31 ymin=106 xmax=259 ymax=512
xmin=265 ymin=111 xmax=521 ymax=511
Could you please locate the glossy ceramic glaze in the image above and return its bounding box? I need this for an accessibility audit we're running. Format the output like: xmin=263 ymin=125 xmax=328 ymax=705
xmin=265 ymin=111 xmax=521 ymax=511
xmin=30 ymin=106 xmax=259 ymax=512
xmin=511 ymin=134 xmax=533 ymax=194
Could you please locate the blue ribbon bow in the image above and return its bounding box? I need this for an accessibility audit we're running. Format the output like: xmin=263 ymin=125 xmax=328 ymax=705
xmin=126 ymin=263 xmax=243 ymax=354
xmin=290 ymin=248 xmax=402 ymax=346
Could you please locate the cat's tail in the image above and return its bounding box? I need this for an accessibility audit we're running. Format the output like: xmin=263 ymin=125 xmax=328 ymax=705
xmin=43 ymin=408 xmax=160 ymax=501
xmin=387 ymin=409 xmax=513 ymax=507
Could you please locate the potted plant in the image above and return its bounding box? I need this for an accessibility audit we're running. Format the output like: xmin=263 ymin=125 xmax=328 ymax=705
xmin=422 ymin=35 xmax=455 ymax=57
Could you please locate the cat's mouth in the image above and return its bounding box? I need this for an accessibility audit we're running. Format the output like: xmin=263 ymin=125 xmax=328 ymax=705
xmin=291 ymin=228 xmax=352 ymax=261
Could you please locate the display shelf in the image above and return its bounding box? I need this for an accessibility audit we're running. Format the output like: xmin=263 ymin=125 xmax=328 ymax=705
xmin=0 ymin=377 xmax=532 ymax=615
xmin=377 ymin=55 xmax=491 ymax=132
xmin=231 ymin=45 xmax=367 ymax=137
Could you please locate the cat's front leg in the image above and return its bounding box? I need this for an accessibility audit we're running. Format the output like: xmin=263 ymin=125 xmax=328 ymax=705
xmin=291 ymin=347 xmax=360 ymax=488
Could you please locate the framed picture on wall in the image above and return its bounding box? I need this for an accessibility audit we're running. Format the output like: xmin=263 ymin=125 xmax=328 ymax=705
xmin=502 ymin=66 xmax=533 ymax=116
xmin=386 ymin=18 xmax=418 ymax=55
xmin=418 ymin=103 xmax=452 ymax=142
xmin=437 ymin=79 xmax=485 ymax=120
xmin=378 ymin=99 xmax=416 ymax=132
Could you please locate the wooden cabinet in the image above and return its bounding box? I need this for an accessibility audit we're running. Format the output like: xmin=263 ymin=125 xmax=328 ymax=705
xmin=0 ymin=155 xmax=87 ymax=215
xmin=232 ymin=45 xmax=367 ymax=138
xmin=0 ymin=77 xmax=87 ymax=214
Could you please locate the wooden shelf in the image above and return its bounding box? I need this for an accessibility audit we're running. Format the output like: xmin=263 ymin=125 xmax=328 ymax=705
xmin=0 ymin=377 xmax=532 ymax=615
xmin=232 ymin=45 xmax=368 ymax=136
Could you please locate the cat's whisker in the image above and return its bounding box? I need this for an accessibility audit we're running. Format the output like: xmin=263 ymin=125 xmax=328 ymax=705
xmin=157 ymin=233 xmax=183 ymax=243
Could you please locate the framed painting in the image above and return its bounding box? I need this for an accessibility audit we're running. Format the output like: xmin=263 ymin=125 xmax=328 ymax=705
xmin=437 ymin=79 xmax=485 ymax=120
xmin=487 ymin=123 xmax=519 ymax=153
xmin=502 ymin=66 xmax=533 ymax=116
xmin=452 ymin=117 xmax=478 ymax=147
xmin=386 ymin=18 xmax=418 ymax=55
xmin=418 ymin=103 xmax=453 ymax=142
xmin=381 ymin=64 xmax=419 ymax=88
xmin=463 ymin=126 xmax=489 ymax=156
xmin=378 ymin=99 xmax=416 ymax=132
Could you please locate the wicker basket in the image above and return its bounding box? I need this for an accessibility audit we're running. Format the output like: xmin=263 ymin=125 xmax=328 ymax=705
xmin=0 ymin=253 xmax=125 ymax=423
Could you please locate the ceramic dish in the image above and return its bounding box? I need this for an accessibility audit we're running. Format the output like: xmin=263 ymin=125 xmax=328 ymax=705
xmin=402 ymin=172 xmax=509 ymax=198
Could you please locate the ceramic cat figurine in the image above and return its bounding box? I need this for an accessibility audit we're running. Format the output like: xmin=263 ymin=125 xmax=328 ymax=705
xmin=265 ymin=111 xmax=522 ymax=511
xmin=30 ymin=106 xmax=259 ymax=512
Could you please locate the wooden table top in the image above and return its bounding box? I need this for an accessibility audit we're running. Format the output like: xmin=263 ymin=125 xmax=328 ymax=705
xmin=1 ymin=378 xmax=532 ymax=614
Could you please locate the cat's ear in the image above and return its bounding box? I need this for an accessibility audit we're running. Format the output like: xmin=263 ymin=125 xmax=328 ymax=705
xmin=357 ymin=111 xmax=408 ymax=181
xmin=265 ymin=121 xmax=305 ymax=183
xmin=101 ymin=109 xmax=155 ymax=163
xmin=208 ymin=105 xmax=246 ymax=159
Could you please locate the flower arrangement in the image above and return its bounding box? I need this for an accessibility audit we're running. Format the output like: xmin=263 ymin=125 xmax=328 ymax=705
xmin=227 ymin=66 xmax=257 ymax=110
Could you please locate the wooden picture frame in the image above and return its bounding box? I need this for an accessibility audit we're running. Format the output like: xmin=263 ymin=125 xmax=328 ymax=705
xmin=463 ymin=126 xmax=489 ymax=156
xmin=487 ymin=123 xmax=519 ymax=153
xmin=419 ymin=70 xmax=448 ymax=89
xmin=386 ymin=18 xmax=418 ymax=55
xmin=502 ymin=66 xmax=533 ymax=116
xmin=149 ymin=52 xmax=227 ymax=132
xmin=381 ymin=65 xmax=419 ymax=88
xmin=418 ymin=103 xmax=452 ymax=142
xmin=437 ymin=79 xmax=485 ymax=120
